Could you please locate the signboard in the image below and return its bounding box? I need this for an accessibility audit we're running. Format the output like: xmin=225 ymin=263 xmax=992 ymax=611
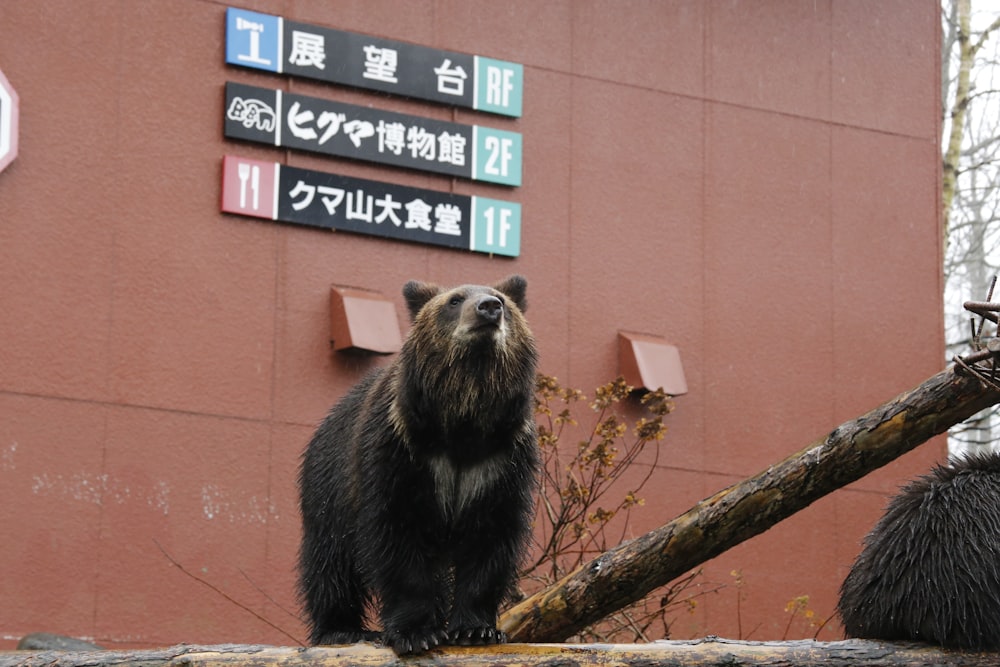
xmin=0 ymin=68 xmax=18 ymax=174
xmin=220 ymin=155 xmax=521 ymax=256
xmin=225 ymin=6 xmax=523 ymax=118
xmin=224 ymin=82 xmax=521 ymax=186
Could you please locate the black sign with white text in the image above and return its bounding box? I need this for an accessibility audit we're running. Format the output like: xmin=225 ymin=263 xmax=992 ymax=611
xmin=225 ymin=6 xmax=523 ymax=117
xmin=224 ymin=82 xmax=522 ymax=186
xmin=220 ymin=156 xmax=522 ymax=256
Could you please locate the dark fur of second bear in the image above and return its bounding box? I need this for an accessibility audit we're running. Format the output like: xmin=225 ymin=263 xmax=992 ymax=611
xmin=837 ymin=451 xmax=1000 ymax=650
xmin=298 ymin=275 xmax=538 ymax=655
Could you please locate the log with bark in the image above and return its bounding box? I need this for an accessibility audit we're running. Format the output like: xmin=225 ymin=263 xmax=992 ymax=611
xmin=3 ymin=639 xmax=997 ymax=667
xmin=499 ymin=363 xmax=1000 ymax=643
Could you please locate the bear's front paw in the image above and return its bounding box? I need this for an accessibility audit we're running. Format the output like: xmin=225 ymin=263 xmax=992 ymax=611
xmin=383 ymin=628 xmax=449 ymax=655
xmin=449 ymin=625 xmax=507 ymax=646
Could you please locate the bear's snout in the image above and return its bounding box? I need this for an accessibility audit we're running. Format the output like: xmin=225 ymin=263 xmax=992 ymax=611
xmin=475 ymin=295 xmax=504 ymax=324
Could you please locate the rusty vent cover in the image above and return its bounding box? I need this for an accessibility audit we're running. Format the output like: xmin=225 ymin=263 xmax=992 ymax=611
xmin=330 ymin=285 xmax=403 ymax=354
xmin=618 ymin=331 xmax=688 ymax=395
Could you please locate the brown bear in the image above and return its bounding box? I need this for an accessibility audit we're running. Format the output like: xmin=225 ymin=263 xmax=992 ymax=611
xmin=837 ymin=451 xmax=1000 ymax=650
xmin=298 ymin=275 xmax=538 ymax=654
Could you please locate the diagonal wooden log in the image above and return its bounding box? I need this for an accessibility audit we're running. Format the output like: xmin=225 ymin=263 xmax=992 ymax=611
xmin=500 ymin=364 xmax=1000 ymax=643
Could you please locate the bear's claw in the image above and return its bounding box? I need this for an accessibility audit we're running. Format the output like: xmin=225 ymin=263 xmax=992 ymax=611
xmin=449 ymin=626 xmax=507 ymax=646
xmin=384 ymin=628 xmax=449 ymax=655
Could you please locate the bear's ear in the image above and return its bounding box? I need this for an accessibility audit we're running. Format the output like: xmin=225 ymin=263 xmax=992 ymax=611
xmin=494 ymin=275 xmax=528 ymax=313
xmin=402 ymin=281 xmax=441 ymax=321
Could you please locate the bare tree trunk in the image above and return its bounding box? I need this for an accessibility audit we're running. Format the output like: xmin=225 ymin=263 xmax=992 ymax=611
xmin=942 ymin=0 xmax=972 ymax=238
xmin=500 ymin=365 xmax=1000 ymax=643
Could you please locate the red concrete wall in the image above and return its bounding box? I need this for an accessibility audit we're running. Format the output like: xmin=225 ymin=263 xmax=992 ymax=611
xmin=0 ymin=0 xmax=942 ymax=649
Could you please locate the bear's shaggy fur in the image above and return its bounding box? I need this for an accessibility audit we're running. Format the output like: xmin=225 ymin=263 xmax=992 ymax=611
xmin=837 ymin=451 xmax=1000 ymax=650
xmin=298 ymin=275 xmax=538 ymax=654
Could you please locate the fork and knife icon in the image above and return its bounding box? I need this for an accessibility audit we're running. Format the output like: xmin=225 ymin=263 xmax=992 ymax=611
xmin=237 ymin=161 xmax=261 ymax=210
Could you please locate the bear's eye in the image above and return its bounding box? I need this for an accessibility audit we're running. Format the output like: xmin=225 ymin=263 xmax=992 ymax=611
xmin=448 ymin=295 xmax=464 ymax=307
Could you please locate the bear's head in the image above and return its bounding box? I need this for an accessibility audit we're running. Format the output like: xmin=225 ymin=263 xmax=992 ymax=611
xmin=394 ymin=275 xmax=537 ymax=436
xmin=402 ymin=275 xmax=531 ymax=350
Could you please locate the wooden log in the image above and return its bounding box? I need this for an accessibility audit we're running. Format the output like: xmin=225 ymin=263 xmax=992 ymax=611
xmin=2 ymin=639 xmax=996 ymax=667
xmin=500 ymin=365 xmax=1000 ymax=643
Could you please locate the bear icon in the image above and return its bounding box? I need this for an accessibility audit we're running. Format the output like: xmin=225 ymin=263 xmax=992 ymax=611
xmin=837 ymin=451 xmax=1000 ymax=650
xmin=298 ymin=275 xmax=539 ymax=654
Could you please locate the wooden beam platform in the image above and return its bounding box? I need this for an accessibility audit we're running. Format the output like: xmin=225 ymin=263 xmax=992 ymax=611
xmin=2 ymin=638 xmax=997 ymax=667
